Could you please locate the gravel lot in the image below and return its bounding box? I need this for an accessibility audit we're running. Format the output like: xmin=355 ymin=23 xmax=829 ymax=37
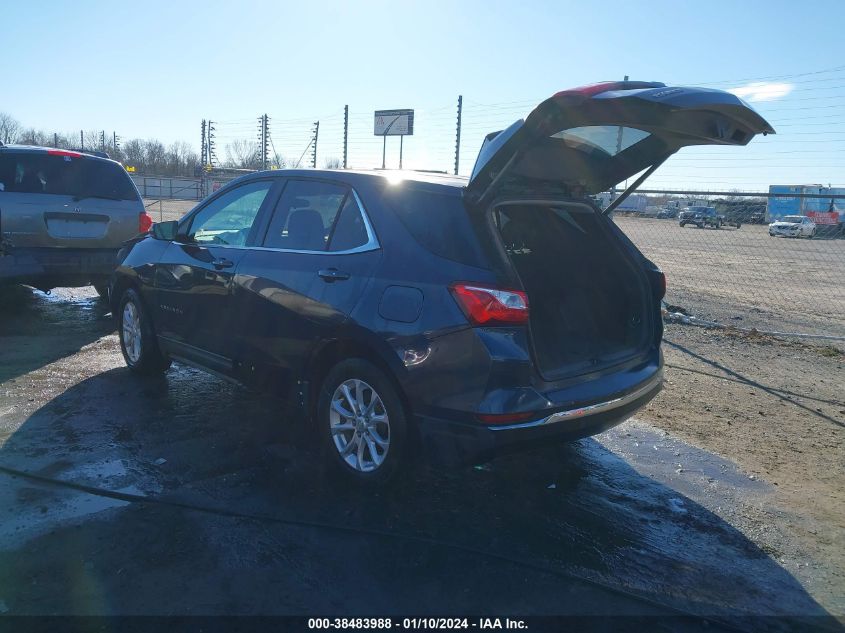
xmin=0 ymin=285 xmax=842 ymax=627
xmin=616 ymin=216 xmax=845 ymax=337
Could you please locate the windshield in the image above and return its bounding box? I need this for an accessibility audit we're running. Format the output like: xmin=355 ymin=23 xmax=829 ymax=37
xmin=782 ymin=216 xmax=803 ymax=223
xmin=0 ymin=153 xmax=138 ymax=201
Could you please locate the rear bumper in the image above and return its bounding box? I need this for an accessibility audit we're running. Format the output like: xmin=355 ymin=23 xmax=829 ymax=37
xmin=0 ymin=247 xmax=118 ymax=286
xmin=416 ymin=358 xmax=664 ymax=465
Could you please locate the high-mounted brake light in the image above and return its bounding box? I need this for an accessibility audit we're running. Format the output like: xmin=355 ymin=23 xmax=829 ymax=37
xmin=450 ymin=283 xmax=529 ymax=326
xmin=47 ymin=149 xmax=83 ymax=158
xmin=556 ymin=82 xmax=621 ymax=98
xmin=138 ymin=211 xmax=153 ymax=234
xmin=553 ymin=80 xmax=666 ymax=100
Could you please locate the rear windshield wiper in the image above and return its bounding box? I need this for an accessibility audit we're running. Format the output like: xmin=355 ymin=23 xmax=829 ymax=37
xmin=72 ymin=194 xmax=125 ymax=202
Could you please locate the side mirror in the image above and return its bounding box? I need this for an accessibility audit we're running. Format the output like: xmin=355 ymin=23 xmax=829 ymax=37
xmin=151 ymin=220 xmax=179 ymax=241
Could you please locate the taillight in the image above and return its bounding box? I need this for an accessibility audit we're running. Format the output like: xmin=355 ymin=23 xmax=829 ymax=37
xmin=138 ymin=211 xmax=153 ymax=233
xmin=649 ymin=269 xmax=666 ymax=300
xmin=449 ymin=283 xmax=529 ymax=326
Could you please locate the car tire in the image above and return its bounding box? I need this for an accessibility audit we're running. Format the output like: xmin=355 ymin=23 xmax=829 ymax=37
xmin=118 ymin=288 xmax=171 ymax=375
xmin=317 ymin=358 xmax=408 ymax=485
xmin=809 ymin=229 xmax=816 ymax=239
xmin=679 ymin=222 xmax=686 ymax=227
xmin=716 ymin=220 xmax=722 ymax=229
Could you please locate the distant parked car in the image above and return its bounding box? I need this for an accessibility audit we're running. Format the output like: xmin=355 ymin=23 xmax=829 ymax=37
xmin=656 ymin=208 xmax=677 ymax=219
xmin=679 ymin=206 xmax=723 ymax=229
xmin=769 ymin=215 xmax=816 ymax=238
xmin=0 ymin=144 xmax=150 ymax=296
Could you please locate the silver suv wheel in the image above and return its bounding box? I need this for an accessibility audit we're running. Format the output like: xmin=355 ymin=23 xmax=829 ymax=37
xmin=122 ymin=301 xmax=142 ymax=364
xmin=329 ymin=379 xmax=390 ymax=472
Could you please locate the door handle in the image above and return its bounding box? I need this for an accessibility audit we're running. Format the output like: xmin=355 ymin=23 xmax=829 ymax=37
xmin=212 ymin=258 xmax=235 ymax=270
xmin=318 ymin=268 xmax=351 ymax=282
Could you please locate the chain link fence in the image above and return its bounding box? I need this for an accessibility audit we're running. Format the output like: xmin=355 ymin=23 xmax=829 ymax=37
xmin=143 ymin=190 xmax=845 ymax=339
xmin=612 ymin=192 xmax=845 ymax=339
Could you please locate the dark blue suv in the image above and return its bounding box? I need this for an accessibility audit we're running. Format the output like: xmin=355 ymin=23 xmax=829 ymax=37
xmin=111 ymin=81 xmax=773 ymax=483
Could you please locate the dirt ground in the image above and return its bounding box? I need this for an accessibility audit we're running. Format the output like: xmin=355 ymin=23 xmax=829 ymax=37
xmin=640 ymin=324 xmax=845 ymax=611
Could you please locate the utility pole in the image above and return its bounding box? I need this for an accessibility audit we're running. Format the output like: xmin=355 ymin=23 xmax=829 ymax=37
xmin=113 ymin=132 xmax=120 ymax=154
xmin=53 ymin=133 xmax=58 ymax=148
xmin=264 ymin=115 xmax=270 ymax=169
xmin=311 ymin=121 xmax=319 ymax=168
xmin=207 ymin=120 xmax=217 ymax=167
xmin=258 ymin=114 xmax=270 ymax=170
xmin=200 ymin=119 xmax=207 ymax=166
xmin=80 ymin=130 xmax=84 ymax=151
xmin=343 ymin=105 xmax=348 ymax=169
xmin=100 ymin=131 xmax=106 ymax=152
xmin=454 ymin=95 xmax=463 ymax=175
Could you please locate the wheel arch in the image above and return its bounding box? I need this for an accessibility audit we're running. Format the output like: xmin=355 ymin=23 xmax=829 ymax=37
xmin=305 ymin=335 xmax=416 ymax=438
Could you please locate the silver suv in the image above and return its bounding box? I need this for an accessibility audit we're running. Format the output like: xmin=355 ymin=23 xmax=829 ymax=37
xmin=0 ymin=144 xmax=149 ymax=296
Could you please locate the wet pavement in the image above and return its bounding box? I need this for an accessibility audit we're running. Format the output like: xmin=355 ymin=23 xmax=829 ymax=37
xmin=0 ymin=286 xmax=841 ymax=630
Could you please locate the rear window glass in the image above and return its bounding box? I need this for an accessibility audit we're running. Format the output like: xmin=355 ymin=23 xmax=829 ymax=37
xmin=385 ymin=187 xmax=487 ymax=268
xmin=0 ymin=153 xmax=138 ymax=201
xmin=551 ymin=126 xmax=650 ymax=156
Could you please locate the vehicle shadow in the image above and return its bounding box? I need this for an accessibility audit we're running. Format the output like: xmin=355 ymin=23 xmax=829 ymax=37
xmin=0 ymin=365 xmax=840 ymax=628
xmin=0 ymin=285 xmax=115 ymax=383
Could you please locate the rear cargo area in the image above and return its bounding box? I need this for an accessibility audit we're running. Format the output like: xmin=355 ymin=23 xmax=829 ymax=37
xmin=494 ymin=203 xmax=649 ymax=379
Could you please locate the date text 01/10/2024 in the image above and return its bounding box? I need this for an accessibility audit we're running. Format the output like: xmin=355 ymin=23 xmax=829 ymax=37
xmin=307 ymin=618 xmax=528 ymax=630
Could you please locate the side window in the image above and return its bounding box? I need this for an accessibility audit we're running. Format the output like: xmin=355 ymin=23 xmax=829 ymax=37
xmin=262 ymin=180 xmax=347 ymax=251
xmin=328 ymin=195 xmax=370 ymax=251
xmin=187 ymin=180 xmax=272 ymax=246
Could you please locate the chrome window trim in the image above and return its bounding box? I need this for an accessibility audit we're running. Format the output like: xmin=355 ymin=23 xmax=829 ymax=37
xmin=187 ymin=187 xmax=381 ymax=255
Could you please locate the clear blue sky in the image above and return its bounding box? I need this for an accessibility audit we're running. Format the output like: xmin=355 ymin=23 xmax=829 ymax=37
xmin=4 ymin=0 xmax=845 ymax=189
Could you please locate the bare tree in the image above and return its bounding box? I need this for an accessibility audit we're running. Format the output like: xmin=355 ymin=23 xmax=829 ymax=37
xmin=122 ymin=139 xmax=145 ymax=167
xmin=2 ymin=112 xmax=203 ymax=177
xmin=0 ymin=113 xmax=21 ymax=144
xmin=225 ymin=139 xmax=261 ymax=169
xmin=18 ymin=128 xmax=51 ymax=146
xmin=323 ymin=157 xmax=343 ymax=169
xmin=143 ymin=140 xmax=167 ymax=172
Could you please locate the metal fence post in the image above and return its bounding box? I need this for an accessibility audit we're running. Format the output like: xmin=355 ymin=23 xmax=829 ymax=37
xmin=454 ymin=95 xmax=463 ymax=175
xmin=343 ymin=105 xmax=349 ymax=169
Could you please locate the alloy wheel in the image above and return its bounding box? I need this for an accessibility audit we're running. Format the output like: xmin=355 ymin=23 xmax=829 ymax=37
xmin=329 ymin=379 xmax=390 ymax=472
xmin=122 ymin=301 xmax=142 ymax=364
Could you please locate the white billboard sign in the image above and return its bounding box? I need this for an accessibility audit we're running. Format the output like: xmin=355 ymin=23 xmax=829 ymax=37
xmin=374 ymin=109 xmax=414 ymax=136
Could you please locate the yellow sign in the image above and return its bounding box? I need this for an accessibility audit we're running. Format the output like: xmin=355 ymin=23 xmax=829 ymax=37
xmin=125 ymin=165 xmax=136 ymax=172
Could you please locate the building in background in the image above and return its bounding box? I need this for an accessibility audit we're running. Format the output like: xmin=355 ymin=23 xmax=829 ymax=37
xmin=768 ymin=185 xmax=845 ymax=235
